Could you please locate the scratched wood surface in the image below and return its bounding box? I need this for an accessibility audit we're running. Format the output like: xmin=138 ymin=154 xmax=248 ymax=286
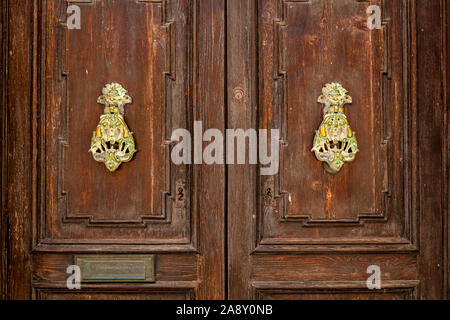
xmin=4 ymin=0 xmax=225 ymax=300
xmin=0 ymin=0 xmax=6 ymax=301
xmin=2 ymin=0 xmax=447 ymax=300
xmin=227 ymin=0 xmax=446 ymax=300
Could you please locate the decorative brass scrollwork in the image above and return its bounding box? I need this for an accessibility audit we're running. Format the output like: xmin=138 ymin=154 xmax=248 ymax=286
xmin=89 ymin=83 xmax=137 ymax=172
xmin=311 ymin=82 xmax=359 ymax=174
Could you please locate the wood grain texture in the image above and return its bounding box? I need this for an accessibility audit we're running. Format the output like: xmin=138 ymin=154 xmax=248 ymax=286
xmin=446 ymin=0 xmax=450 ymax=301
xmin=256 ymin=0 xmax=413 ymax=251
xmin=3 ymin=0 xmax=446 ymax=300
xmin=32 ymin=253 xmax=198 ymax=283
xmin=416 ymin=0 xmax=445 ymax=300
xmin=6 ymin=0 xmax=34 ymax=300
xmin=35 ymin=0 xmax=193 ymax=249
xmin=35 ymin=289 xmax=195 ymax=300
xmin=32 ymin=281 xmax=198 ymax=300
xmin=253 ymin=280 xmax=419 ymax=300
xmin=6 ymin=0 xmax=226 ymax=300
xmin=0 ymin=0 xmax=6 ymax=301
xmin=251 ymin=254 xmax=417 ymax=282
xmin=195 ymin=0 xmax=226 ymax=299
xmin=228 ymin=0 xmax=445 ymax=300
xmin=226 ymin=0 xmax=257 ymax=300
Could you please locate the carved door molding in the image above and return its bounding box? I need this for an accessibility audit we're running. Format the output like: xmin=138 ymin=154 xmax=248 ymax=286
xmin=4 ymin=0 xmax=226 ymax=300
xmin=227 ymin=0 xmax=447 ymax=300
xmin=1 ymin=0 xmax=448 ymax=300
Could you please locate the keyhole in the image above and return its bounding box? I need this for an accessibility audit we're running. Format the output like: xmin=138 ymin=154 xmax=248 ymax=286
xmin=265 ymin=188 xmax=273 ymax=200
xmin=177 ymin=187 xmax=184 ymax=202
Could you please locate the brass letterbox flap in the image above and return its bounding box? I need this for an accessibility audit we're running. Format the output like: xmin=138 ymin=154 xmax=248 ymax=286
xmin=75 ymin=255 xmax=155 ymax=283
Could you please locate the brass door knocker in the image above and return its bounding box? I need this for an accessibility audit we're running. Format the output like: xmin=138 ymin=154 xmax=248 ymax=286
xmin=311 ymin=82 xmax=359 ymax=174
xmin=89 ymin=83 xmax=137 ymax=172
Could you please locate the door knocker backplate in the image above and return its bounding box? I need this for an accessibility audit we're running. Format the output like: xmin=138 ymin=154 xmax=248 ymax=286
xmin=311 ymin=82 xmax=359 ymax=174
xmin=89 ymin=83 xmax=137 ymax=172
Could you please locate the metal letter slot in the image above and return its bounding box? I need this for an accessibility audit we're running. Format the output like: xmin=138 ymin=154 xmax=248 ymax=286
xmin=311 ymin=82 xmax=359 ymax=174
xmin=75 ymin=255 xmax=155 ymax=283
xmin=89 ymin=83 xmax=137 ymax=172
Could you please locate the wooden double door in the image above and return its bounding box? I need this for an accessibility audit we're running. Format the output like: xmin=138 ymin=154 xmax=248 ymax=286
xmin=2 ymin=0 xmax=447 ymax=299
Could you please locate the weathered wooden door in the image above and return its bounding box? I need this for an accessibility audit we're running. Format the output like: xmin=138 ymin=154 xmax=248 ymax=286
xmin=4 ymin=0 xmax=226 ymax=299
xmin=2 ymin=0 xmax=447 ymax=300
xmin=226 ymin=0 xmax=447 ymax=300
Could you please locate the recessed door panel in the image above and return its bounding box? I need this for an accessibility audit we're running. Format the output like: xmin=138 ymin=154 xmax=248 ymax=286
xmin=37 ymin=0 xmax=192 ymax=247
xmin=227 ymin=0 xmax=444 ymax=300
xmin=257 ymin=0 xmax=409 ymax=249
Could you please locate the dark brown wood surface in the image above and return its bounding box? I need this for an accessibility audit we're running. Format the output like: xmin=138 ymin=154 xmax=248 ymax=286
xmin=1 ymin=0 xmax=447 ymax=300
xmin=227 ymin=0 xmax=447 ymax=300
xmin=414 ymin=0 xmax=446 ymax=300
xmin=3 ymin=0 xmax=226 ymax=300
xmin=0 ymin=0 xmax=7 ymax=301
xmin=446 ymin=0 xmax=450 ymax=300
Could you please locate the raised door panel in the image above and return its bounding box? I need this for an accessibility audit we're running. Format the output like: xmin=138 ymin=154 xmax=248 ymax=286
xmin=256 ymin=0 xmax=414 ymax=252
xmin=35 ymin=0 xmax=194 ymax=250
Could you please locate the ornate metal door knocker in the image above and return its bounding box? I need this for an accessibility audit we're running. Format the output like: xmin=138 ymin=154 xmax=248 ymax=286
xmin=89 ymin=83 xmax=137 ymax=172
xmin=311 ymin=82 xmax=359 ymax=174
